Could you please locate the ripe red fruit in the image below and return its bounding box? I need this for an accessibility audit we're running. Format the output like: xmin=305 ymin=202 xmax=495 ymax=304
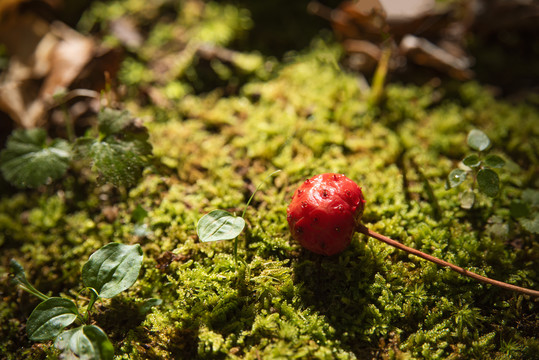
xmin=286 ymin=174 xmax=539 ymax=297
xmin=287 ymin=173 xmax=366 ymax=255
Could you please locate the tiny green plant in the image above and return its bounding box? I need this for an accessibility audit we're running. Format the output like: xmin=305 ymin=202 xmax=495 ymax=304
xmin=510 ymin=188 xmax=539 ymax=234
xmin=196 ymin=170 xmax=281 ymax=265
xmin=10 ymin=243 xmax=153 ymax=360
xmin=446 ymin=129 xmax=506 ymax=209
xmin=0 ymin=107 xmax=152 ymax=189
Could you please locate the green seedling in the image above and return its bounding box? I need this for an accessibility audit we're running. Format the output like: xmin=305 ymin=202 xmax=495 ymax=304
xmin=0 ymin=108 xmax=152 ymax=189
xmin=510 ymin=188 xmax=539 ymax=234
xmin=446 ymin=129 xmax=505 ymax=209
xmin=10 ymin=243 xmax=157 ymax=360
xmin=197 ymin=170 xmax=281 ymax=266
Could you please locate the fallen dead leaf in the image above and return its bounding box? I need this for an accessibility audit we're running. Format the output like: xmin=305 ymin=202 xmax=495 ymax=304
xmin=0 ymin=9 xmax=96 ymax=128
xmin=309 ymin=0 xmax=474 ymax=79
xmin=40 ymin=21 xmax=95 ymax=98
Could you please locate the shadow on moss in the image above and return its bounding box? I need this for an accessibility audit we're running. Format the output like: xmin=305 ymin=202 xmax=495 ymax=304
xmin=292 ymin=244 xmax=385 ymax=356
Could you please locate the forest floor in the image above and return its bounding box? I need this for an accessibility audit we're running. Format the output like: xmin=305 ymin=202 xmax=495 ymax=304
xmin=0 ymin=1 xmax=538 ymax=359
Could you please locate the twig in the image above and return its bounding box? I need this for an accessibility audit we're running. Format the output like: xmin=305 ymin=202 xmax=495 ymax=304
xmin=356 ymin=224 xmax=539 ymax=297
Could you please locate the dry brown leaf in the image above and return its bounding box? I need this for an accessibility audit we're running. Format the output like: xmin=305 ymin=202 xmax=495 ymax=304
xmin=0 ymin=9 xmax=96 ymax=128
xmin=309 ymin=0 xmax=473 ymax=79
xmin=400 ymin=35 xmax=472 ymax=80
xmin=109 ymin=17 xmax=144 ymax=49
xmin=41 ymin=21 xmax=95 ymax=98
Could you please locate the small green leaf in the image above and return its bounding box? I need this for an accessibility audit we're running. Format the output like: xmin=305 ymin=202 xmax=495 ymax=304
xmin=197 ymin=209 xmax=245 ymax=242
xmin=484 ymin=154 xmax=505 ymax=168
xmin=462 ymin=154 xmax=481 ymax=168
xmin=55 ymin=325 xmax=114 ymax=360
xmin=75 ymin=136 xmax=150 ymax=188
xmin=477 ymin=168 xmax=499 ymax=197
xmin=459 ymin=189 xmax=475 ymax=209
xmin=0 ymin=129 xmax=71 ymax=188
xmin=82 ymin=243 xmax=143 ymax=298
xmin=27 ymin=298 xmax=78 ymax=341
xmin=132 ymin=205 xmax=148 ymax=223
xmin=9 ymin=259 xmax=50 ymax=301
xmin=75 ymin=108 xmax=152 ymax=188
xmin=467 ymin=129 xmax=490 ymax=151
xmin=98 ymin=108 xmax=133 ymax=136
xmin=447 ymin=169 xmax=467 ymax=188
xmin=519 ymin=214 xmax=539 ymax=234
xmin=9 ymin=259 xmax=28 ymax=285
xmin=138 ymin=298 xmax=163 ymax=315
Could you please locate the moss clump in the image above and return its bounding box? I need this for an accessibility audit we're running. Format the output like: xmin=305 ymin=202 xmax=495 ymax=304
xmin=1 ymin=1 xmax=539 ymax=359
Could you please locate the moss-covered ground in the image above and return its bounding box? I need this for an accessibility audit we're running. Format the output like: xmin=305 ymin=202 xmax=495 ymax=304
xmin=1 ymin=1 xmax=538 ymax=359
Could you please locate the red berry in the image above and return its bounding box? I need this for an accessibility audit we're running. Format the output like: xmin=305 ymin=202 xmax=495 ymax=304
xmin=287 ymin=173 xmax=366 ymax=255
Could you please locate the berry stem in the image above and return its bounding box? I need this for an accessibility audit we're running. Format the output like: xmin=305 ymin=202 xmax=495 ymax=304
xmin=356 ymin=224 xmax=539 ymax=297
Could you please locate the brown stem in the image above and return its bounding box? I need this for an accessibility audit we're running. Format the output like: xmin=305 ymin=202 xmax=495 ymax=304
xmin=356 ymin=224 xmax=539 ymax=297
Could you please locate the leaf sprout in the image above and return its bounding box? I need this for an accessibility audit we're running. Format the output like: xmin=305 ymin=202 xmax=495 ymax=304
xmin=446 ymin=129 xmax=506 ymax=209
xmin=197 ymin=170 xmax=281 ymax=267
xmin=0 ymin=108 xmax=152 ymax=189
xmin=10 ymin=243 xmax=158 ymax=360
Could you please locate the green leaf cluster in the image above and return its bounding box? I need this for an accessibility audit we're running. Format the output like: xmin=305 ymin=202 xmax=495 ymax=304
xmin=446 ymin=129 xmax=505 ymax=209
xmin=76 ymin=108 xmax=153 ymax=188
xmin=510 ymin=189 xmax=539 ymax=234
xmin=0 ymin=129 xmax=71 ymax=188
xmin=10 ymin=243 xmax=148 ymax=360
xmin=196 ymin=170 xmax=280 ymax=266
xmin=0 ymin=108 xmax=152 ymax=189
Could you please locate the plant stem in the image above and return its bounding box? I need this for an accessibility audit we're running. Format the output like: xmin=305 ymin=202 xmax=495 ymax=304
xmin=9 ymin=259 xmax=51 ymax=301
xmin=356 ymin=224 xmax=539 ymax=297
xmin=84 ymin=288 xmax=99 ymax=323
xmin=62 ymin=104 xmax=75 ymax=143
xmin=234 ymin=170 xmax=281 ymax=268
xmin=368 ymin=43 xmax=391 ymax=108
xmin=18 ymin=284 xmax=50 ymax=301
xmin=241 ymin=170 xmax=281 ymax=219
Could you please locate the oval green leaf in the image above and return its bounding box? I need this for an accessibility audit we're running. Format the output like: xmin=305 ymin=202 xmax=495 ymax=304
xmin=484 ymin=154 xmax=505 ymax=168
xmin=55 ymin=325 xmax=114 ymax=360
xmin=459 ymin=189 xmax=475 ymax=209
xmin=467 ymin=129 xmax=490 ymax=151
xmin=9 ymin=258 xmax=29 ymax=286
xmin=138 ymin=298 xmax=163 ymax=315
xmin=27 ymin=297 xmax=78 ymax=341
xmin=477 ymin=168 xmax=500 ymax=197
xmin=197 ymin=209 xmax=245 ymax=242
xmin=447 ymin=169 xmax=467 ymax=188
xmin=0 ymin=129 xmax=71 ymax=188
xmin=462 ymin=154 xmax=481 ymax=168
xmin=82 ymin=243 xmax=143 ymax=298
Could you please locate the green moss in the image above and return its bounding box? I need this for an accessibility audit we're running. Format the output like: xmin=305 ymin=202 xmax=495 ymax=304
xmin=2 ymin=1 xmax=538 ymax=359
